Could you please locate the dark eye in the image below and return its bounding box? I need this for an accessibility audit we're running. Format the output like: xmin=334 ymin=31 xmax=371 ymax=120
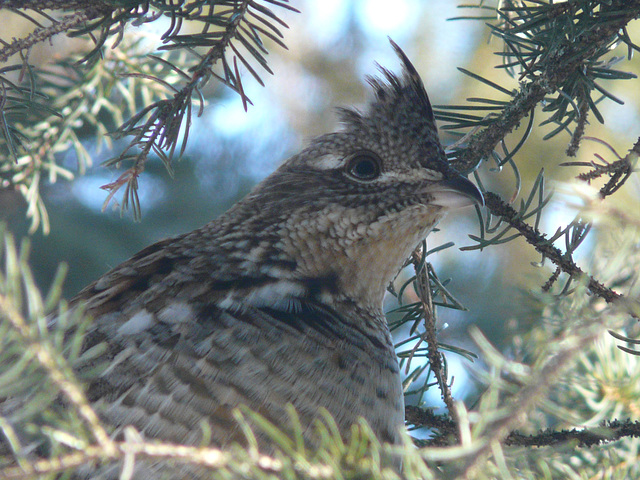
xmin=346 ymin=153 xmax=381 ymax=181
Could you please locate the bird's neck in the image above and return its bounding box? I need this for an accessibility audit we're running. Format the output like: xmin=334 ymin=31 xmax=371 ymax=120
xmin=198 ymin=200 xmax=444 ymax=317
xmin=270 ymin=203 xmax=444 ymax=310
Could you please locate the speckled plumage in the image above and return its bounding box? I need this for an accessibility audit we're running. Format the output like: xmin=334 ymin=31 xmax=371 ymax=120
xmin=70 ymin=41 xmax=483 ymax=477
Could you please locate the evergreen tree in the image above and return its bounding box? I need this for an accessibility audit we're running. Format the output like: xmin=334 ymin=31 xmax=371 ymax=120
xmin=1 ymin=1 xmax=639 ymax=478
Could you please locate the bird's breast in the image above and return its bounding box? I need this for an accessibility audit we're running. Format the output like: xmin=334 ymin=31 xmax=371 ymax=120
xmin=281 ymin=203 xmax=445 ymax=307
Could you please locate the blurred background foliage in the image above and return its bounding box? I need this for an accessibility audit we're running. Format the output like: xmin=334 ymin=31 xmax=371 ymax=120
xmin=1 ymin=0 xmax=640 ymax=466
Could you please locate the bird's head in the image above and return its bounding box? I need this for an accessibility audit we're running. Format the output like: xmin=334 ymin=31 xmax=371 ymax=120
xmin=218 ymin=40 xmax=483 ymax=310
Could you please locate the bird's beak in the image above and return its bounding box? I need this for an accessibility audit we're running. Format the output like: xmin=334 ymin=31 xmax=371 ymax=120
xmin=428 ymin=175 xmax=484 ymax=209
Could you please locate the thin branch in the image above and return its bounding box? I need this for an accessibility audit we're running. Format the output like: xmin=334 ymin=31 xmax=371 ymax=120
xmin=483 ymin=191 xmax=623 ymax=305
xmin=0 ymin=1 xmax=94 ymax=7
xmin=505 ymin=419 xmax=640 ymax=448
xmin=573 ymin=136 xmax=640 ymax=198
xmin=566 ymin=87 xmax=590 ymax=157
xmin=0 ymin=292 xmax=115 ymax=453
xmin=101 ymin=0 xmax=284 ymax=213
xmin=458 ymin=327 xmax=601 ymax=477
xmin=453 ymin=1 xmax=640 ymax=172
xmin=0 ymin=8 xmax=109 ymax=63
xmin=410 ymin=249 xmax=458 ymax=434
xmin=405 ymin=406 xmax=456 ymax=446
xmin=0 ymin=436 xmax=230 ymax=479
xmin=407 ymin=406 xmax=640 ymax=449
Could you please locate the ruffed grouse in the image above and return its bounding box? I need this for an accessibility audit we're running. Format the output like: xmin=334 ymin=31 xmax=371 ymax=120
xmin=68 ymin=40 xmax=482 ymax=475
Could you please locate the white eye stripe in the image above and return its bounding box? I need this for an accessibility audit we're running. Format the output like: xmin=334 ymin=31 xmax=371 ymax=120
xmin=376 ymin=170 xmax=444 ymax=183
xmin=313 ymin=154 xmax=344 ymax=170
xmin=311 ymin=154 xmax=445 ymax=183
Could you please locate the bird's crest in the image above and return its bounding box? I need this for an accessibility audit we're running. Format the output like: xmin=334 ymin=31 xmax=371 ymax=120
xmin=370 ymin=38 xmax=437 ymax=128
xmin=338 ymin=38 xmax=445 ymax=168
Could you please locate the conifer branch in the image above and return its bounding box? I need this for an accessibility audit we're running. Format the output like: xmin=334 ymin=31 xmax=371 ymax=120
xmin=569 ymin=136 xmax=640 ymax=198
xmin=407 ymin=406 xmax=640 ymax=449
xmin=451 ymin=0 xmax=640 ymax=173
xmin=410 ymin=250 xmax=458 ymax=432
xmin=0 ymin=1 xmax=297 ymax=227
xmin=0 ymin=8 xmax=108 ymax=64
xmin=504 ymin=419 xmax=640 ymax=448
xmin=0 ymin=282 xmax=113 ymax=452
xmin=0 ymin=438 xmax=230 ymax=479
xmin=477 ymin=135 xmax=639 ymax=309
xmin=483 ymin=191 xmax=622 ymax=304
xmin=458 ymin=327 xmax=602 ymax=478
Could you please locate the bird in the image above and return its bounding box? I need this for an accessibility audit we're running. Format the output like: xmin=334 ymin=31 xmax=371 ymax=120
xmin=65 ymin=40 xmax=483 ymax=476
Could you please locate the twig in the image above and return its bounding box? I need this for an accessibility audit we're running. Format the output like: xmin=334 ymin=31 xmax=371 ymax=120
xmin=410 ymin=248 xmax=459 ymax=435
xmin=453 ymin=1 xmax=640 ymax=173
xmin=0 ymin=293 xmax=115 ymax=453
xmin=484 ymin=191 xmax=623 ymax=305
xmin=405 ymin=405 xmax=457 ymax=446
xmin=566 ymin=87 xmax=590 ymax=157
xmin=407 ymin=406 xmax=640 ymax=449
xmin=102 ymin=0 xmax=256 ymax=212
xmin=0 ymin=8 xmax=108 ymax=64
xmin=505 ymin=419 xmax=640 ymax=448
xmin=586 ymin=137 xmax=639 ymax=198
xmin=0 ymin=437 xmax=230 ymax=479
xmin=458 ymin=327 xmax=601 ymax=478
xmin=542 ymin=266 xmax=561 ymax=293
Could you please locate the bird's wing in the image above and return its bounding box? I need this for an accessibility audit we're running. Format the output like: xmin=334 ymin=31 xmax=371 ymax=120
xmin=71 ymin=236 xmax=356 ymax=447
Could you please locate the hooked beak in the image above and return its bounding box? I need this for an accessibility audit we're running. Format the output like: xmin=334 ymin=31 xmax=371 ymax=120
xmin=428 ymin=175 xmax=484 ymax=209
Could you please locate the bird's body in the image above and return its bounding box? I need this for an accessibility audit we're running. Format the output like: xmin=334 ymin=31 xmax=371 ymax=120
xmin=61 ymin=41 xmax=481 ymax=477
xmin=76 ymin=227 xmax=405 ymax=448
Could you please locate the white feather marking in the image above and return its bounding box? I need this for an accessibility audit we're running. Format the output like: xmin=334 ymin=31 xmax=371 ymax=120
xmin=245 ymin=280 xmax=306 ymax=307
xmin=429 ymin=190 xmax=478 ymax=208
xmin=117 ymin=310 xmax=154 ymax=335
xmin=157 ymin=302 xmax=194 ymax=324
xmin=94 ymin=276 xmax=110 ymax=291
xmin=313 ymin=154 xmax=343 ymax=170
xmin=377 ymin=170 xmax=444 ymax=184
xmin=218 ymin=280 xmax=307 ymax=311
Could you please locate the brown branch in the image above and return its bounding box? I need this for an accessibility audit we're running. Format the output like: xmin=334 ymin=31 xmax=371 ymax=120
xmin=593 ymin=137 xmax=639 ymax=198
xmin=505 ymin=419 xmax=640 ymax=448
xmin=484 ymin=191 xmax=623 ymax=304
xmin=453 ymin=1 xmax=640 ymax=173
xmin=0 ymin=1 xmax=94 ymax=7
xmin=103 ymin=1 xmax=257 ymax=213
xmin=459 ymin=330 xmax=599 ymax=477
xmin=410 ymin=252 xmax=458 ymax=434
xmin=564 ymin=136 xmax=639 ymax=198
xmin=405 ymin=405 xmax=457 ymax=447
xmin=566 ymin=87 xmax=589 ymax=157
xmin=542 ymin=266 xmax=562 ymax=292
xmin=407 ymin=327 xmax=607 ymax=476
xmin=407 ymin=405 xmax=640 ymax=449
xmin=0 ymin=7 xmax=109 ymax=64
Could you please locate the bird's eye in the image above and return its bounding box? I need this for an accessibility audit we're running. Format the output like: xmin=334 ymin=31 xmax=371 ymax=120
xmin=346 ymin=153 xmax=381 ymax=181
